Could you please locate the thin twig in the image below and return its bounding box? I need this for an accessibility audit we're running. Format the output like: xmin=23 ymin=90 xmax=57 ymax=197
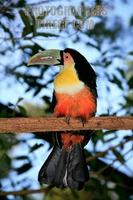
xmin=86 ymin=138 xmax=131 ymax=163
xmin=0 ymin=186 xmax=52 ymax=196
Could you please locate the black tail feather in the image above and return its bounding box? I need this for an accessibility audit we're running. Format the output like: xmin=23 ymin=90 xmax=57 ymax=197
xmin=38 ymin=143 xmax=89 ymax=190
xmin=38 ymin=146 xmax=61 ymax=185
xmin=67 ymin=143 xmax=89 ymax=190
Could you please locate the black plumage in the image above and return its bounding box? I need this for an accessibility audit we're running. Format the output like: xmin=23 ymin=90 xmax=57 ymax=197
xmin=64 ymin=48 xmax=97 ymax=98
xmin=38 ymin=142 xmax=89 ymax=190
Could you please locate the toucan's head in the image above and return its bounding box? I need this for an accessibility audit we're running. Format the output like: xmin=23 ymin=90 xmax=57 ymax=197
xmin=28 ymin=48 xmax=97 ymax=96
xmin=28 ymin=48 xmax=86 ymax=67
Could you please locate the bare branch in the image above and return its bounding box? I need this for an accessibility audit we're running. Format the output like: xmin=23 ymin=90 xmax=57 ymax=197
xmin=0 ymin=116 xmax=132 ymax=133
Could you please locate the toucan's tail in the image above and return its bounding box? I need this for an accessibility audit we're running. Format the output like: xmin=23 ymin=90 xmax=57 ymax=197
xmin=38 ymin=143 xmax=89 ymax=190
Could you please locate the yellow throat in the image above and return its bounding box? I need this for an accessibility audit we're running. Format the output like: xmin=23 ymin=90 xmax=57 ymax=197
xmin=54 ymin=64 xmax=84 ymax=95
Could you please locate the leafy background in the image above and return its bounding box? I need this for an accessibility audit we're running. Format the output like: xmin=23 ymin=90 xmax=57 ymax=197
xmin=0 ymin=0 xmax=133 ymax=199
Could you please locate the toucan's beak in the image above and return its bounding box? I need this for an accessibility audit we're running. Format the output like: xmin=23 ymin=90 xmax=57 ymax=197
xmin=28 ymin=49 xmax=63 ymax=66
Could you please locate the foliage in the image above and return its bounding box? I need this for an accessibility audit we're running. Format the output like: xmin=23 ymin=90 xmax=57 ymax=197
xmin=0 ymin=0 xmax=133 ymax=200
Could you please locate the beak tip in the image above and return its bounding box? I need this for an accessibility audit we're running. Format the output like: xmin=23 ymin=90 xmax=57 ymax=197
xmin=27 ymin=62 xmax=30 ymax=66
xmin=27 ymin=49 xmax=62 ymax=66
xmin=27 ymin=60 xmax=33 ymax=66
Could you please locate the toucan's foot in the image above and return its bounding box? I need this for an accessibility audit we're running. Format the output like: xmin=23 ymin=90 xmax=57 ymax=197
xmin=65 ymin=116 xmax=70 ymax=125
xmin=79 ymin=118 xmax=86 ymax=127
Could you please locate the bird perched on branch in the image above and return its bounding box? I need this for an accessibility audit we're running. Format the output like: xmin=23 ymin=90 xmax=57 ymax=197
xmin=28 ymin=48 xmax=97 ymax=190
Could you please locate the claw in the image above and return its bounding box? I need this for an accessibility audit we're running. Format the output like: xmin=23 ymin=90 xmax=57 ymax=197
xmin=65 ymin=116 xmax=70 ymax=124
xmin=79 ymin=118 xmax=86 ymax=127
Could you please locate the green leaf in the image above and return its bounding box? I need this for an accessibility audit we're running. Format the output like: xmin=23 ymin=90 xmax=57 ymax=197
xmin=37 ymin=32 xmax=59 ymax=37
xmin=0 ymin=154 xmax=11 ymax=178
xmin=15 ymin=163 xmax=32 ymax=174
xmin=14 ymin=156 xmax=29 ymax=160
xmin=109 ymin=75 xmax=123 ymax=89
xmin=105 ymin=136 xmax=117 ymax=143
xmin=30 ymin=143 xmax=43 ymax=153
xmin=124 ymin=94 xmax=133 ymax=109
xmin=124 ymin=136 xmax=133 ymax=141
xmin=22 ymin=25 xmax=33 ymax=37
xmin=8 ymin=102 xmax=14 ymax=107
xmin=15 ymin=0 xmax=26 ymax=7
xmin=129 ymin=15 xmax=133 ymax=26
xmin=36 ymin=10 xmax=50 ymax=20
xmin=19 ymin=9 xmax=35 ymax=37
xmin=19 ymin=9 xmax=31 ymax=28
xmin=112 ymin=149 xmax=125 ymax=163
xmin=127 ymin=76 xmax=133 ymax=89
xmin=0 ymin=23 xmax=15 ymax=45
xmin=117 ymin=68 xmax=125 ymax=78
xmin=18 ymin=105 xmax=27 ymax=116
xmin=105 ymin=60 xmax=112 ymax=67
xmin=128 ymin=51 xmax=133 ymax=55
xmin=104 ymin=130 xmax=116 ymax=135
xmin=16 ymin=97 xmax=24 ymax=104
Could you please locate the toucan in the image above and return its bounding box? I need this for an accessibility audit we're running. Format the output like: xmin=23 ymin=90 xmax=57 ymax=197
xmin=28 ymin=48 xmax=97 ymax=190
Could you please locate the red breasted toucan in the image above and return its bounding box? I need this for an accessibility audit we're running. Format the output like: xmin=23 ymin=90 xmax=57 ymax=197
xmin=28 ymin=48 xmax=97 ymax=190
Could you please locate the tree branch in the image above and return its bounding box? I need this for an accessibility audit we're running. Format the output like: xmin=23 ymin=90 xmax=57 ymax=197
xmin=0 ymin=116 xmax=132 ymax=133
xmin=0 ymin=186 xmax=52 ymax=196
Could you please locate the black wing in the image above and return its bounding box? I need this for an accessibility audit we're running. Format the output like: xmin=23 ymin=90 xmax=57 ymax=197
xmin=51 ymin=91 xmax=57 ymax=112
xmin=75 ymin=61 xmax=97 ymax=98
xmin=64 ymin=48 xmax=97 ymax=98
